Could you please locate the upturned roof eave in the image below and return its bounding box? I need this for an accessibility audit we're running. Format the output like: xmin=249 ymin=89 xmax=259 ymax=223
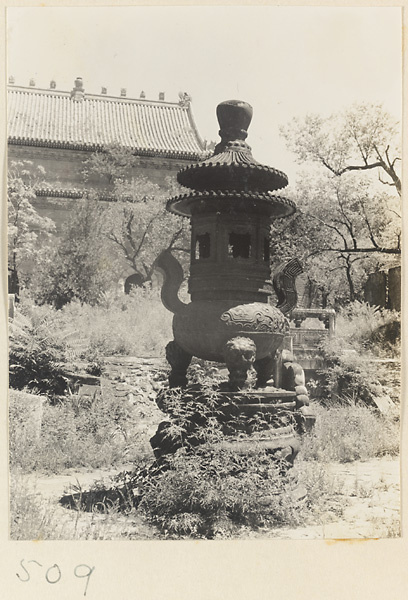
xmin=7 ymin=137 xmax=204 ymax=160
xmin=185 ymin=101 xmax=207 ymax=154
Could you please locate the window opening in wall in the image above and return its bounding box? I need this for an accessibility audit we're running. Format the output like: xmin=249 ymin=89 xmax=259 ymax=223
xmin=228 ymin=232 xmax=251 ymax=258
xmin=263 ymin=237 xmax=270 ymax=262
xmin=195 ymin=233 xmax=211 ymax=259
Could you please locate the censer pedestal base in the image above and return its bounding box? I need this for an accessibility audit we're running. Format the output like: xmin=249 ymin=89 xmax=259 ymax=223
xmin=150 ymin=384 xmax=314 ymax=469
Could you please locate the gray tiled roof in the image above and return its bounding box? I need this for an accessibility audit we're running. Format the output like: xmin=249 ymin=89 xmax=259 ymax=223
xmin=8 ymin=85 xmax=206 ymax=159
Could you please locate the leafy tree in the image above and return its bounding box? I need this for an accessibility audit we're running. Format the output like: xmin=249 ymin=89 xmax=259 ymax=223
xmin=82 ymin=143 xmax=138 ymax=185
xmin=29 ymin=144 xmax=189 ymax=306
xmin=281 ymin=103 xmax=401 ymax=196
xmin=34 ymin=194 xmax=121 ymax=308
xmin=104 ymin=176 xmax=189 ymax=284
xmin=275 ymin=104 xmax=401 ymax=305
xmin=84 ymin=145 xmax=190 ymax=286
xmin=7 ymin=161 xmax=56 ymax=290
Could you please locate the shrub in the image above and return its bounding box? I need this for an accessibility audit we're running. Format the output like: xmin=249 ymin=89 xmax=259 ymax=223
xmin=32 ymin=195 xmax=120 ymax=309
xmin=333 ymin=301 xmax=400 ymax=357
xmin=315 ymin=302 xmax=400 ymax=406
xmin=40 ymin=287 xmax=172 ymax=358
xmin=300 ymin=403 xmax=399 ymax=463
xmin=316 ymin=341 xmax=390 ymax=407
xmin=8 ymin=390 xmax=45 ymax=466
xmin=9 ymin=310 xmax=71 ymax=395
xmin=134 ymin=390 xmax=312 ymax=538
xmin=13 ymin=287 xmax=171 ymax=378
xmin=139 ymin=446 xmax=305 ymax=538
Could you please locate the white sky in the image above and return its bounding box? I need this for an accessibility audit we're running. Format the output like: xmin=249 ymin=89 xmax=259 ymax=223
xmin=6 ymin=6 xmax=402 ymax=183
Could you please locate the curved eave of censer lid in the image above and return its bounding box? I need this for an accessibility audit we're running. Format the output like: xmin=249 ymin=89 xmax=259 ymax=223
xmin=176 ymin=100 xmax=290 ymax=194
xmin=177 ymin=157 xmax=288 ymax=193
xmin=167 ymin=190 xmax=296 ymax=218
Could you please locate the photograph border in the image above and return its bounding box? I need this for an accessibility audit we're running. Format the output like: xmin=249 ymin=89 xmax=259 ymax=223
xmin=1 ymin=2 xmax=407 ymax=599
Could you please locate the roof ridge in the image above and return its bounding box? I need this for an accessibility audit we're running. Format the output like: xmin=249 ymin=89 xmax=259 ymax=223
xmin=8 ymin=86 xmax=70 ymax=97
xmin=7 ymin=85 xmax=186 ymax=107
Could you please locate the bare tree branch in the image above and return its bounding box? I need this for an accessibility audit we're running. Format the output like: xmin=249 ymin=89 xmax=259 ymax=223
xmin=359 ymin=199 xmax=379 ymax=249
xmin=378 ymin=173 xmax=397 ymax=188
xmin=167 ymin=227 xmax=184 ymax=250
xmin=373 ymin=143 xmax=401 ymax=196
xmin=321 ymin=159 xmax=383 ymax=177
xmin=171 ymin=246 xmax=190 ymax=254
xmin=134 ymin=214 xmax=159 ymax=257
xmin=125 ymin=213 xmax=137 ymax=252
xmin=323 ymin=246 xmax=400 ymax=255
xmin=304 ymin=211 xmax=349 ymax=249
xmin=305 ymin=244 xmax=400 ymax=260
xmin=334 ymin=188 xmax=357 ymax=249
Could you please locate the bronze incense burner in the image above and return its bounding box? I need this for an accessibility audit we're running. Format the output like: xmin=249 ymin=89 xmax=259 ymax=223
xmin=153 ymin=100 xmax=314 ymax=464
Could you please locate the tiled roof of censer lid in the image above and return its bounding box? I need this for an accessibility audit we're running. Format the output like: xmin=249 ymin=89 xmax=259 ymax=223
xmin=177 ymin=100 xmax=290 ymax=192
xmin=7 ymin=79 xmax=207 ymax=159
xmin=177 ymin=158 xmax=288 ymax=193
xmin=167 ymin=190 xmax=296 ymax=218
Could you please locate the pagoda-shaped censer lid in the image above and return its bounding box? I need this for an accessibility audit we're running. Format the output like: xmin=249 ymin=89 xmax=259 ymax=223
xmin=168 ymin=99 xmax=295 ymax=217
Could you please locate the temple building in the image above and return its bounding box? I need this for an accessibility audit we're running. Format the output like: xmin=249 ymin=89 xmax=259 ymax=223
xmin=7 ymin=76 xmax=207 ymax=230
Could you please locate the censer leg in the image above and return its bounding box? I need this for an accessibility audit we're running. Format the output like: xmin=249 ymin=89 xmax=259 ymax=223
xmin=165 ymin=340 xmax=192 ymax=388
xmin=253 ymin=354 xmax=275 ymax=388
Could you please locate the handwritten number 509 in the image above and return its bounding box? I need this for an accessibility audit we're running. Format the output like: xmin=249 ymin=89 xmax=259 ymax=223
xmin=16 ymin=559 xmax=95 ymax=596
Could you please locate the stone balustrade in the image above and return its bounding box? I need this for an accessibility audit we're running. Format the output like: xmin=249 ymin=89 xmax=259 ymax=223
xmin=289 ymin=308 xmax=336 ymax=356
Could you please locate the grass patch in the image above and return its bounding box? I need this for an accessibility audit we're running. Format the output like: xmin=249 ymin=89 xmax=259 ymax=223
xmin=9 ymin=396 xmax=400 ymax=540
xmin=9 ymin=471 xmax=157 ymax=540
xmin=300 ymin=402 xmax=399 ymax=463
xmin=9 ymin=455 xmax=348 ymax=541
xmin=17 ymin=287 xmax=173 ymax=360
xmin=9 ymin=388 xmax=159 ymax=474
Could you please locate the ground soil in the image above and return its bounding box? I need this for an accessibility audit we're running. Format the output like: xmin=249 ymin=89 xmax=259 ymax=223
xmin=269 ymin=457 xmax=400 ymax=539
xmin=22 ymin=456 xmax=400 ymax=540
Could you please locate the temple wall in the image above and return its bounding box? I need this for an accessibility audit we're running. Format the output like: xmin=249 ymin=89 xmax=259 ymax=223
xmin=9 ymin=144 xmax=186 ymax=186
xmin=8 ymin=144 xmax=190 ymax=232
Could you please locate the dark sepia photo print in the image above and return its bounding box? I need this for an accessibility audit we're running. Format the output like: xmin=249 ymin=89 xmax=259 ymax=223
xmin=2 ymin=3 xmax=406 ymax=599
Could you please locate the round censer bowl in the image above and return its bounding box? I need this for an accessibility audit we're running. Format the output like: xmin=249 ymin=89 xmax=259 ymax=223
xmin=173 ymin=301 xmax=289 ymax=362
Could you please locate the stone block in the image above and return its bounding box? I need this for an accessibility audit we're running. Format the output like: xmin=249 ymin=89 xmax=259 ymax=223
xmin=299 ymin=405 xmax=316 ymax=432
xmin=295 ymin=385 xmax=308 ymax=396
xmin=294 ymin=370 xmax=305 ymax=386
xmin=296 ymin=394 xmax=309 ymax=407
xmin=9 ymin=389 xmax=45 ymax=442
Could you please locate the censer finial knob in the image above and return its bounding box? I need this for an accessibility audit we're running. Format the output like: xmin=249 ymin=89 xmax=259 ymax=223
xmin=174 ymin=98 xmax=289 ymax=195
xmin=216 ymin=100 xmax=253 ymax=143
